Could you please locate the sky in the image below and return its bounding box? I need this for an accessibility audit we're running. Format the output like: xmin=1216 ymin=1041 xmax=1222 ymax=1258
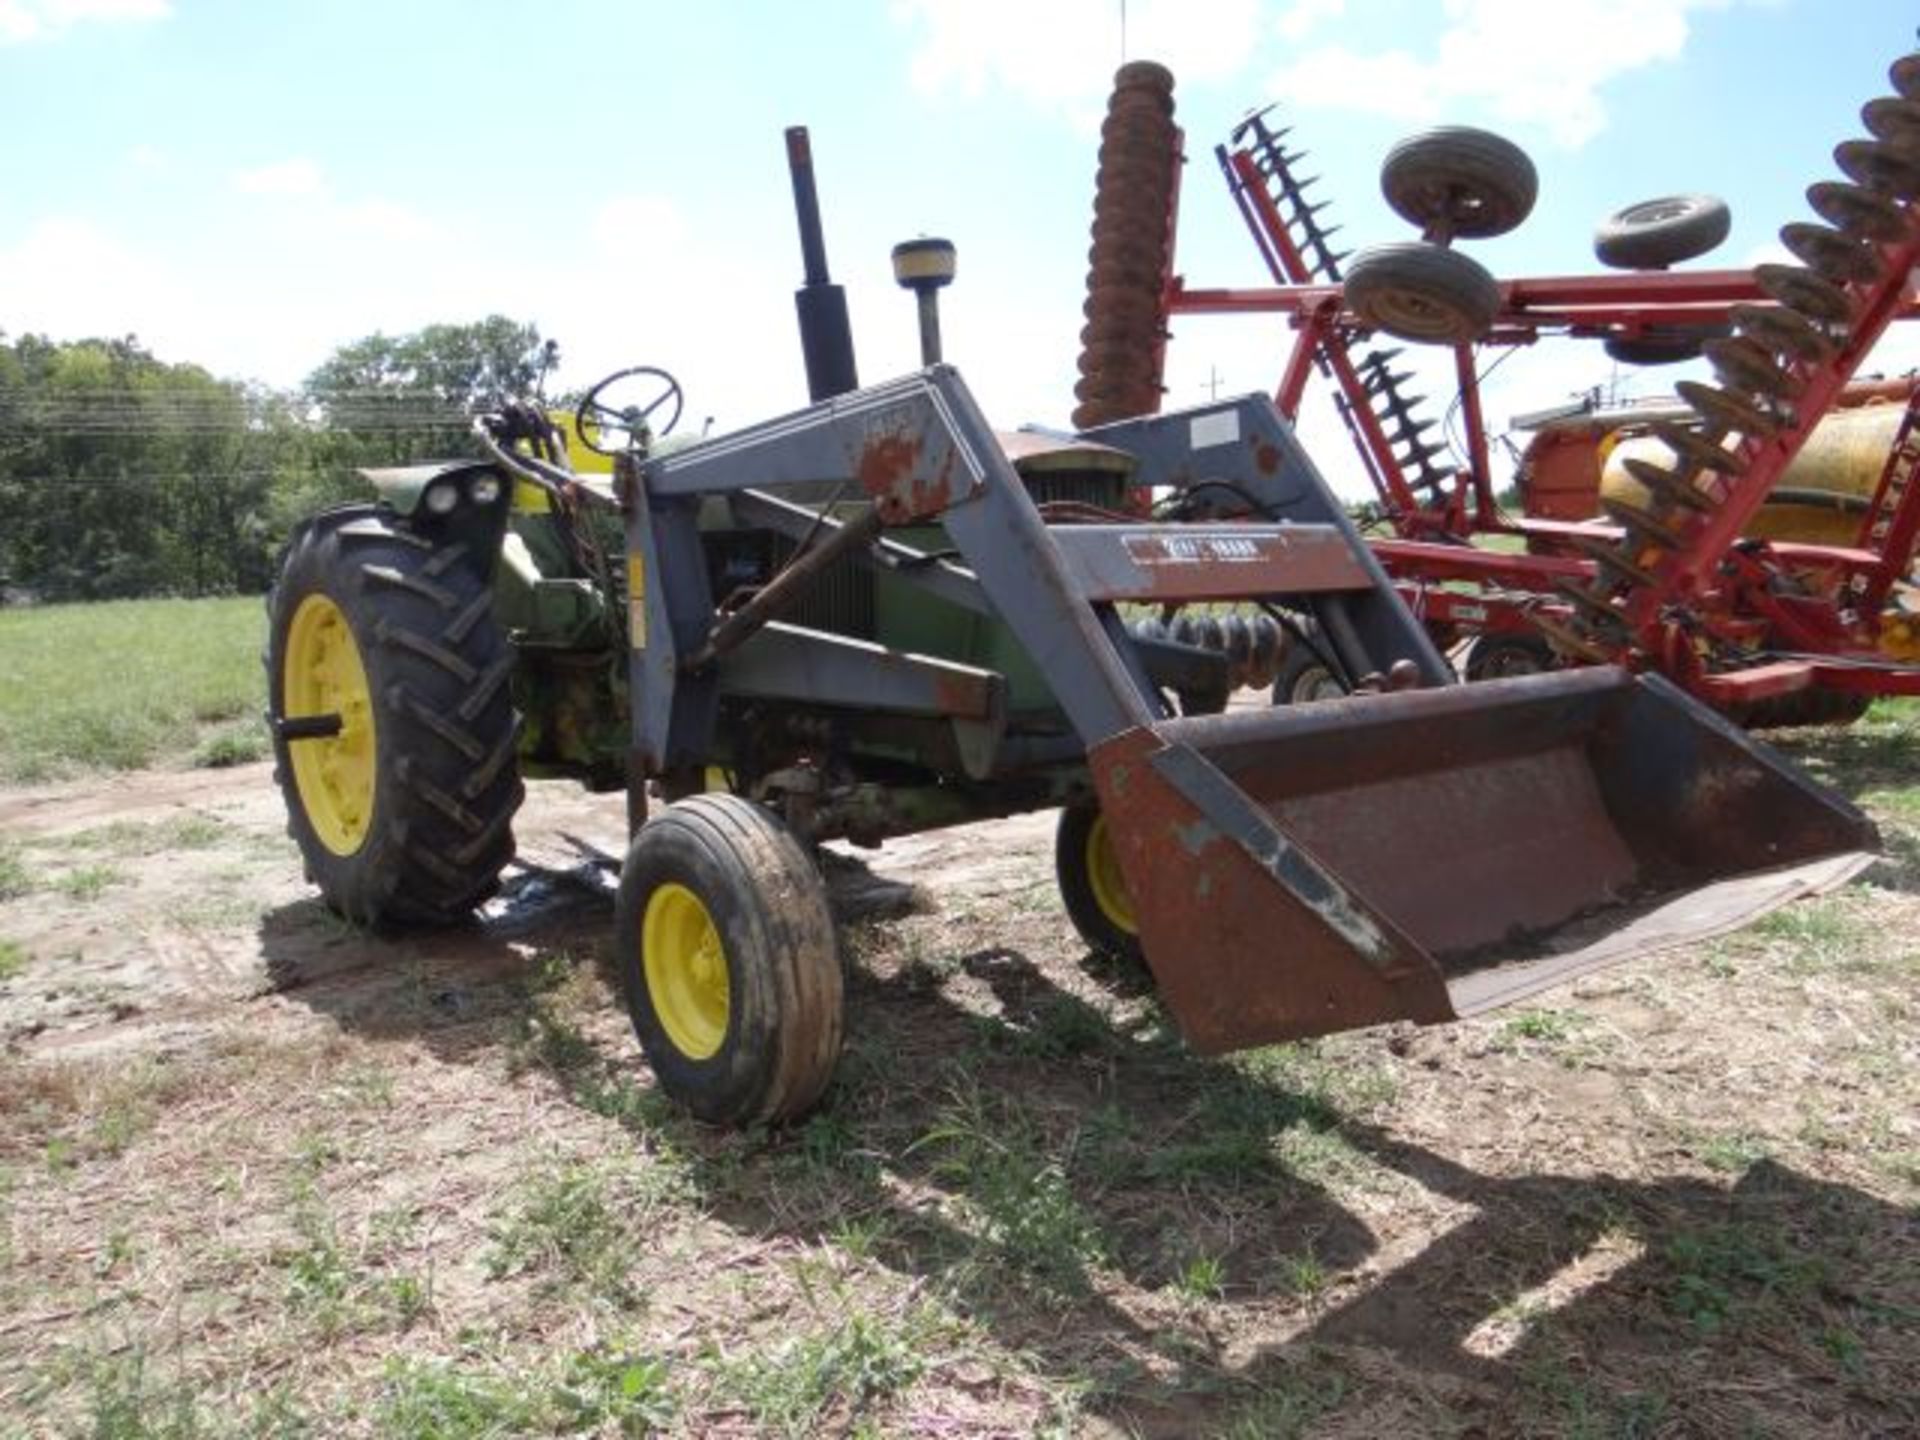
xmin=3 ymin=0 xmax=1917 ymax=495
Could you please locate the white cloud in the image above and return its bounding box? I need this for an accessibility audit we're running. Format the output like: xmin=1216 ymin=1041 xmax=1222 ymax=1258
xmin=589 ymin=195 xmax=687 ymax=257
xmin=336 ymin=197 xmax=435 ymax=243
xmin=894 ymin=0 xmax=1263 ymax=121
xmin=0 ymin=0 xmax=168 ymax=44
xmin=1276 ymin=0 xmax=1346 ymax=42
xmin=0 ymin=188 xmax=809 ymax=434
xmin=232 ymin=158 xmax=326 ymax=197
xmin=1267 ymin=0 xmax=1748 ymax=148
xmin=126 ymin=142 xmax=166 ymax=172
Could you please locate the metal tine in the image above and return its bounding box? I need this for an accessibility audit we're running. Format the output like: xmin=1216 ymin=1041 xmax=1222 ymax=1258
xmin=1753 ymin=262 xmax=1854 ymax=324
xmin=1893 ymin=53 xmax=1920 ymax=103
xmin=1806 ymin=179 xmax=1908 ymax=242
xmin=1364 ymin=369 xmax=1417 ymax=396
xmin=1862 ymin=95 xmax=1920 ymax=147
xmin=1530 ymin=610 xmax=1616 ymax=664
xmin=1553 ymin=580 xmax=1629 ymax=625
xmin=1600 ymin=495 xmax=1688 ymax=549
xmin=1674 ymin=379 xmax=1782 ymax=438
xmin=1835 ymin=137 xmax=1920 ymax=199
xmin=1730 ymin=302 xmax=1833 ymax=362
xmin=1574 ymin=536 xmax=1664 ymax=590
xmin=1650 ymin=418 xmax=1748 ymax=474
xmin=1780 ymin=220 xmax=1885 ymax=284
xmin=1621 ymin=456 xmax=1717 ymax=513
xmin=1706 ymin=336 xmax=1803 ymax=400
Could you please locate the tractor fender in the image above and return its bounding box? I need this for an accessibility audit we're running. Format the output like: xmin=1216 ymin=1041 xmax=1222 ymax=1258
xmin=359 ymin=460 xmax=501 ymax=517
xmin=355 ymin=461 xmax=513 ymax=583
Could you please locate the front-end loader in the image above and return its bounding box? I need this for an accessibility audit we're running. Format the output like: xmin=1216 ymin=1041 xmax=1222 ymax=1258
xmin=265 ymin=128 xmax=1877 ymax=1127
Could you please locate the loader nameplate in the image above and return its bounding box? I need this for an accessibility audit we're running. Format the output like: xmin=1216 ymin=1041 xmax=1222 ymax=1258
xmin=1048 ymin=524 xmax=1371 ymax=601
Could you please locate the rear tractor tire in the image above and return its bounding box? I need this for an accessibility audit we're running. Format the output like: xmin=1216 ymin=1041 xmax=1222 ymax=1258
xmin=267 ymin=508 xmax=523 ymax=927
xmin=1056 ymin=800 xmax=1144 ymax=967
xmin=616 ymin=794 xmax=843 ymax=1126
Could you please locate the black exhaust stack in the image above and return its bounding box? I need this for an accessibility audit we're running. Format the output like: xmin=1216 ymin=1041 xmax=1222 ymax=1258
xmin=785 ymin=127 xmax=859 ymax=402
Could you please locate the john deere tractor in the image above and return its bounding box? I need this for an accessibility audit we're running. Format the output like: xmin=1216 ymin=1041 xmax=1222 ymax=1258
xmin=265 ymin=127 xmax=1874 ymax=1127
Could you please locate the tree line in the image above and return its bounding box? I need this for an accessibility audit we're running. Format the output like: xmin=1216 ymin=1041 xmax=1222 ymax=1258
xmin=0 ymin=317 xmax=553 ymax=602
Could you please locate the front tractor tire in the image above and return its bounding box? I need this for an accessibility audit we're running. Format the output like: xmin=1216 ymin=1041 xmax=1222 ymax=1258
xmin=1055 ymin=800 xmax=1144 ymax=967
xmin=616 ymin=795 xmax=843 ymax=1126
xmin=267 ymin=508 xmax=523 ymax=927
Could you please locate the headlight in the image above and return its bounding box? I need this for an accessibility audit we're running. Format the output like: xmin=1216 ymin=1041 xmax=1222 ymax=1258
xmin=468 ymin=473 xmax=503 ymax=506
xmin=424 ymin=481 xmax=460 ymax=515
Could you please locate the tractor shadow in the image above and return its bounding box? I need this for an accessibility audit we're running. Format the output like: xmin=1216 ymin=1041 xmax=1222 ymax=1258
xmin=256 ymin=868 xmax=1918 ymax=1436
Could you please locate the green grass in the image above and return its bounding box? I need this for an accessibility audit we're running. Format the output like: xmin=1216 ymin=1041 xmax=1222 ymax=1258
xmin=377 ymin=1349 xmax=676 ymax=1438
xmin=716 ymin=1310 xmax=931 ymax=1437
xmin=0 ymin=844 xmax=31 ymax=899
xmin=0 ymin=939 xmax=25 ymax=981
xmin=0 ymin=596 xmax=264 ymax=782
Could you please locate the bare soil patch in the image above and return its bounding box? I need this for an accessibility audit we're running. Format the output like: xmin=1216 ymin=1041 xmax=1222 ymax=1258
xmin=0 ymin=736 xmax=1914 ymax=1436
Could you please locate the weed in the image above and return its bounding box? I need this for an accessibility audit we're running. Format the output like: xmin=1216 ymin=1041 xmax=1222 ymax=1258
xmin=386 ymin=1272 xmax=433 ymax=1329
xmin=0 ymin=938 xmax=26 ymax=981
xmin=1520 ymin=1356 xmax=1668 ymax=1438
xmin=56 ymin=863 xmax=126 ymax=902
xmin=1275 ymin=1247 xmax=1329 ymax=1302
xmin=999 ymin=992 xmax=1116 ymax=1059
xmin=326 ymin=1062 xmax=396 ymax=1110
xmin=515 ymin=1001 xmax=598 ymax=1076
xmin=484 ymin=1158 xmax=680 ymax=1302
xmin=64 ymin=814 xmax=228 ymax=855
xmin=1173 ymin=1252 xmax=1226 ymax=1302
xmin=192 ymin=721 xmax=267 ymax=768
xmin=718 ymin=1311 xmax=929 ymax=1437
xmin=1657 ymin=1223 xmax=1823 ymax=1334
xmin=1696 ymin=1131 xmax=1772 ymax=1174
xmin=376 ymin=1357 xmax=542 ymax=1438
xmin=1220 ymin=1362 xmax=1348 ymax=1439
xmin=0 ymin=845 xmax=30 ymax=900
xmin=911 ymin=1089 xmax=1105 ymax=1296
xmin=550 ymin=1347 xmax=677 ymax=1433
xmin=1749 ymin=896 xmax=1870 ymax=971
xmin=1496 ymin=1007 xmax=1583 ymax=1048
xmin=377 ymin=1347 xmax=675 ymax=1438
xmin=65 ymin=1347 xmax=211 ymax=1439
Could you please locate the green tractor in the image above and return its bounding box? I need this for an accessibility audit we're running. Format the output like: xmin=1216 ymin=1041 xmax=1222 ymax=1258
xmin=265 ymin=132 xmax=1875 ymax=1129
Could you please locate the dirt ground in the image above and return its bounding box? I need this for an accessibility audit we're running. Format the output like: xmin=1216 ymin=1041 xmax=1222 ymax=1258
xmin=0 ymin=738 xmax=1915 ymax=1437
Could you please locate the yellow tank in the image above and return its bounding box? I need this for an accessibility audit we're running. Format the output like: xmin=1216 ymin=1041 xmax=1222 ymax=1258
xmin=1602 ymin=399 xmax=1906 ymax=547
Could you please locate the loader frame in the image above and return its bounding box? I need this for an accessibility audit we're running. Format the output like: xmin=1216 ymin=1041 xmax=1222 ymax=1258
xmin=587 ymin=365 xmax=1872 ymax=1055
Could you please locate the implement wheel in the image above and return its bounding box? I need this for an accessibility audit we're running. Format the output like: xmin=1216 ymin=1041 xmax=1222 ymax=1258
xmin=1381 ymin=125 xmax=1538 ymax=239
xmin=1346 ymin=243 xmax=1501 ymax=345
xmin=1594 ymin=194 xmax=1730 ymax=269
xmin=1271 ymin=637 xmax=1348 ymax=704
xmin=1056 ymin=801 xmax=1143 ymax=965
xmin=616 ymin=794 xmax=842 ymax=1126
xmin=267 ymin=508 xmax=522 ymax=926
xmin=1463 ymin=632 xmax=1556 ymax=681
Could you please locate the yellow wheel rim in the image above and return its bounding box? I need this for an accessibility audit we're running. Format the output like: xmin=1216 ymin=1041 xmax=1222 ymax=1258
xmin=643 ymin=882 xmax=730 ymax=1060
xmin=1085 ymin=814 xmax=1137 ymax=936
xmin=284 ymin=593 xmax=376 ymax=856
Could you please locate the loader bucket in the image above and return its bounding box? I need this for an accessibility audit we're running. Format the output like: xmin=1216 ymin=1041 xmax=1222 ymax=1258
xmin=1089 ymin=667 xmax=1876 ymax=1052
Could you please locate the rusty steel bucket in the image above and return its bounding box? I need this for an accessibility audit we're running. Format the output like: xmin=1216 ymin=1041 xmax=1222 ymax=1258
xmin=1089 ymin=667 xmax=1877 ymax=1052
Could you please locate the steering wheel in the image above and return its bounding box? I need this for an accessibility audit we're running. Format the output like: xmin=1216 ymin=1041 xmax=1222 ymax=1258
xmin=575 ymin=365 xmax=684 ymax=457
